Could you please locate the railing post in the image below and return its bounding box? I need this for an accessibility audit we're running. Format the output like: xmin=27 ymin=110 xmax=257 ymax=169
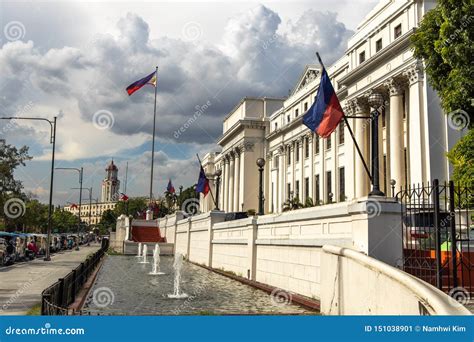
xmin=41 ymin=293 xmax=51 ymax=315
xmin=57 ymin=278 xmax=65 ymax=307
xmin=72 ymin=269 xmax=77 ymax=296
xmin=433 ymin=179 xmax=442 ymax=290
xmin=448 ymin=181 xmax=458 ymax=290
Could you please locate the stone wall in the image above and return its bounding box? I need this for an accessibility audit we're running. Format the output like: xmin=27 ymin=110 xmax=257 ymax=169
xmin=158 ymin=198 xmax=404 ymax=302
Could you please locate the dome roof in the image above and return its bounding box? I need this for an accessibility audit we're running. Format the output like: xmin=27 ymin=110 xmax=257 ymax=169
xmin=106 ymin=160 xmax=118 ymax=171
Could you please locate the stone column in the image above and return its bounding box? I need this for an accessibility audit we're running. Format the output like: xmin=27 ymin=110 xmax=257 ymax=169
xmin=300 ymin=136 xmax=305 ymax=202
xmin=308 ymin=134 xmax=314 ymax=204
xmin=350 ymin=98 xmax=370 ymax=198
xmin=223 ymin=157 xmax=229 ymax=212
xmin=233 ymin=148 xmax=240 ymax=212
xmin=278 ymin=145 xmax=285 ymax=213
xmin=385 ymin=77 xmax=405 ymax=191
xmin=404 ymin=63 xmax=425 ymax=185
xmin=228 ymin=153 xmax=235 ymax=212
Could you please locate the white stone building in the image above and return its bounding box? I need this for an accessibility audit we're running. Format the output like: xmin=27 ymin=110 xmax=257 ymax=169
xmin=200 ymin=0 xmax=462 ymax=214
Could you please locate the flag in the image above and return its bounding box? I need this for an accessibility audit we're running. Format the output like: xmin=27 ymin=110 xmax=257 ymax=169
xmin=196 ymin=165 xmax=210 ymax=197
xmin=120 ymin=193 xmax=129 ymax=201
xmin=126 ymin=70 xmax=157 ymax=96
xmin=302 ymin=68 xmax=344 ymax=138
xmin=167 ymin=179 xmax=175 ymax=194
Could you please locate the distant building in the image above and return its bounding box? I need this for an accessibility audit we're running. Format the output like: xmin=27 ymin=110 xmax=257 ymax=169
xmin=64 ymin=160 xmax=120 ymax=225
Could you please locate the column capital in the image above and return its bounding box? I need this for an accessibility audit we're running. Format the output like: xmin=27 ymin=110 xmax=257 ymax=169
xmin=383 ymin=77 xmax=406 ymax=96
xmin=403 ymin=61 xmax=424 ymax=85
xmin=347 ymin=97 xmax=369 ymax=115
xmin=242 ymin=141 xmax=254 ymax=152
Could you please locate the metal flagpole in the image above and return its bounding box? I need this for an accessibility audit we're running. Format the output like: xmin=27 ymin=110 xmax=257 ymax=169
xmin=196 ymin=154 xmax=217 ymax=208
xmin=315 ymin=52 xmax=372 ymax=181
xmin=149 ymin=66 xmax=159 ymax=206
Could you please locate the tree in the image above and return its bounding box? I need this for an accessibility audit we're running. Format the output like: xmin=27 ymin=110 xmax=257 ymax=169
xmin=114 ymin=197 xmax=148 ymax=218
xmin=411 ymin=0 xmax=473 ymax=120
xmin=52 ymin=209 xmax=78 ymax=233
xmin=447 ymin=129 xmax=474 ymax=187
xmin=97 ymin=209 xmax=117 ymax=234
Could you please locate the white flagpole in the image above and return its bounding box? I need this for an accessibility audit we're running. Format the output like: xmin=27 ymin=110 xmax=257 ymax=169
xmin=149 ymin=66 xmax=158 ymax=207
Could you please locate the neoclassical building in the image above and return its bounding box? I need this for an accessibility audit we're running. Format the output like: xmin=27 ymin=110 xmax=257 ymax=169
xmin=200 ymin=0 xmax=461 ymax=214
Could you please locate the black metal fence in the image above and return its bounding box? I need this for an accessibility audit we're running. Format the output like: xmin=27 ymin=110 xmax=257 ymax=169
xmin=41 ymin=238 xmax=109 ymax=315
xmin=397 ymin=179 xmax=473 ymax=295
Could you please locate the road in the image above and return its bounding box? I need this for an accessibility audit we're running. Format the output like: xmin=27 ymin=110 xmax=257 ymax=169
xmin=0 ymin=243 xmax=100 ymax=315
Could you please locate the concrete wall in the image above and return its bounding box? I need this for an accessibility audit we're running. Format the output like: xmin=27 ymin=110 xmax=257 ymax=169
xmin=110 ymin=215 xmax=130 ymax=253
xmin=321 ymin=245 xmax=470 ymax=315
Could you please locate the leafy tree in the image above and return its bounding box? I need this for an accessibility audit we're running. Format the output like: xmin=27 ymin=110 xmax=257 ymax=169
xmin=282 ymin=196 xmax=304 ymax=212
xmin=52 ymin=209 xmax=78 ymax=233
xmin=114 ymin=197 xmax=148 ymax=218
xmin=97 ymin=209 xmax=117 ymax=234
xmin=411 ymin=0 xmax=473 ymax=120
xmin=447 ymin=129 xmax=474 ymax=187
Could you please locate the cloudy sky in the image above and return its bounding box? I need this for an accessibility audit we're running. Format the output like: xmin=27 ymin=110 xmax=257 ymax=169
xmin=0 ymin=0 xmax=378 ymax=205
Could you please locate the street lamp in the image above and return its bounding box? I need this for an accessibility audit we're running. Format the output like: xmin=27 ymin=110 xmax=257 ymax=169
xmin=72 ymin=187 xmax=92 ymax=230
xmin=56 ymin=167 xmax=83 ymax=233
xmin=367 ymin=92 xmax=385 ymax=196
xmin=256 ymin=158 xmax=266 ymax=215
xmin=214 ymin=169 xmax=222 ymax=210
xmin=0 ymin=116 xmax=57 ymax=261
xmin=390 ymin=179 xmax=396 ymax=198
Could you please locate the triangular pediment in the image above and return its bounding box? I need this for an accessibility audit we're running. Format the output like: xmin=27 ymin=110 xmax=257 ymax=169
xmin=291 ymin=65 xmax=320 ymax=96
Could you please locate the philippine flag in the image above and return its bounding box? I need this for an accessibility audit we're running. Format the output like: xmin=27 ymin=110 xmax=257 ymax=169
xmin=196 ymin=165 xmax=210 ymax=197
xmin=167 ymin=179 xmax=175 ymax=194
xmin=126 ymin=71 xmax=157 ymax=96
xmin=302 ymin=68 xmax=344 ymax=138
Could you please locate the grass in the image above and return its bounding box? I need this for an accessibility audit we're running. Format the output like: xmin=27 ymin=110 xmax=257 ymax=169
xmin=26 ymin=303 xmax=42 ymax=316
xmin=106 ymin=248 xmax=121 ymax=255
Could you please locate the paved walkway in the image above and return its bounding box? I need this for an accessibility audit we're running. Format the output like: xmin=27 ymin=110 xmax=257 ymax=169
xmin=0 ymin=243 xmax=100 ymax=315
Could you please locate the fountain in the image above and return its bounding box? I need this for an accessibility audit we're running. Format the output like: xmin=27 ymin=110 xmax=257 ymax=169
xmin=139 ymin=244 xmax=149 ymax=264
xmin=149 ymin=244 xmax=165 ymax=275
xmin=167 ymin=253 xmax=188 ymax=299
xmin=135 ymin=242 xmax=142 ymax=258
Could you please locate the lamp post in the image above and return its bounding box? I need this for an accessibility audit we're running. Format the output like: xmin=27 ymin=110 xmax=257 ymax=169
xmin=0 ymin=116 xmax=57 ymax=261
xmin=56 ymin=167 xmax=83 ymax=233
xmin=72 ymin=187 xmax=92 ymax=230
xmin=390 ymin=179 xmax=396 ymax=198
xmin=367 ymin=93 xmax=385 ymax=197
xmin=256 ymin=158 xmax=266 ymax=216
xmin=214 ymin=169 xmax=222 ymax=210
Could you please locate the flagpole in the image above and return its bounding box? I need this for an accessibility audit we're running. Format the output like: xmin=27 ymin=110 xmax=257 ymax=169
xmin=149 ymin=66 xmax=158 ymax=206
xmin=196 ymin=154 xmax=217 ymax=209
xmin=315 ymin=52 xmax=372 ymax=181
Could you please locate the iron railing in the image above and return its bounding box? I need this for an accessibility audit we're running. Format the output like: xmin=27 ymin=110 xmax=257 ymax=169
xmin=41 ymin=238 xmax=109 ymax=315
xmin=397 ymin=179 xmax=473 ymax=295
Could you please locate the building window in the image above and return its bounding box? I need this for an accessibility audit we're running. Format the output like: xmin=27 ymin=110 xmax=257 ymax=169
xmin=402 ymin=92 xmax=406 ymax=119
xmin=359 ymin=51 xmax=366 ymax=64
xmin=287 ymin=115 xmax=290 ymax=123
xmin=314 ymin=135 xmax=320 ymax=154
xmin=338 ymin=122 xmax=345 ymax=144
xmin=304 ymin=177 xmax=310 ymax=200
xmin=383 ymin=155 xmax=387 ymax=193
xmin=339 ymin=167 xmax=345 ymax=201
xmin=326 ymin=136 xmax=332 ymax=150
xmin=287 ymin=148 xmax=291 ymax=165
xmin=305 ymin=137 xmax=309 ymax=158
xmin=326 ymin=171 xmax=332 ymax=203
xmin=315 ymin=174 xmax=320 ymax=205
xmin=304 ymin=102 xmax=308 ymax=111
xmin=287 ymin=183 xmax=291 ymax=200
xmin=382 ymin=107 xmax=386 ymax=127
xmin=296 ymin=142 xmax=300 ymax=162
xmin=404 ymin=148 xmax=408 ymax=187
xmin=273 ymin=155 xmax=279 ymax=168
xmin=394 ymin=24 xmax=402 ymax=39
xmin=274 ymin=122 xmax=278 ymax=131
xmin=295 ymin=109 xmax=299 ymax=117
xmin=375 ymin=38 xmax=382 ymax=52
xmin=295 ymin=180 xmax=300 ymax=198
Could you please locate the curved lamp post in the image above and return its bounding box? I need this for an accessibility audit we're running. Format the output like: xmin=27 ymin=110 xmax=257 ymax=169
xmin=0 ymin=116 xmax=57 ymax=261
xmin=256 ymin=158 xmax=266 ymax=215
xmin=367 ymin=93 xmax=385 ymax=196
xmin=213 ymin=169 xmax=222 ymax=210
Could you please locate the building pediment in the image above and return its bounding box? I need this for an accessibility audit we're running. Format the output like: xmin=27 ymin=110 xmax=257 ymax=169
xmin=291 ymin=65 xmax=320 ymax=96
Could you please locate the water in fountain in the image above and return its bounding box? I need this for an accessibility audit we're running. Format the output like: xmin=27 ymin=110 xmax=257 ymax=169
xmin=149 ymin=244 xmax=165 ymax=275
xmin=135 ymin=242 xmax=142 ymax=258
xmin=167 ymin=253 xmax=188 ymax=299
xmin=139 ymin=244 xmax=149 ymax=264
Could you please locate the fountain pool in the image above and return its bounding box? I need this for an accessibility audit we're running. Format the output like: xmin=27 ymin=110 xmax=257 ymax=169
xmin=84 ymin=255 xmax=317 ymax=315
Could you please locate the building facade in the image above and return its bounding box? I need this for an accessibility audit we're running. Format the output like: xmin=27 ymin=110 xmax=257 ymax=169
xmin=64 ymin=160 xmax=120 ymax=225
xmin=201 ymin=0 xmax=462 ymax=214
